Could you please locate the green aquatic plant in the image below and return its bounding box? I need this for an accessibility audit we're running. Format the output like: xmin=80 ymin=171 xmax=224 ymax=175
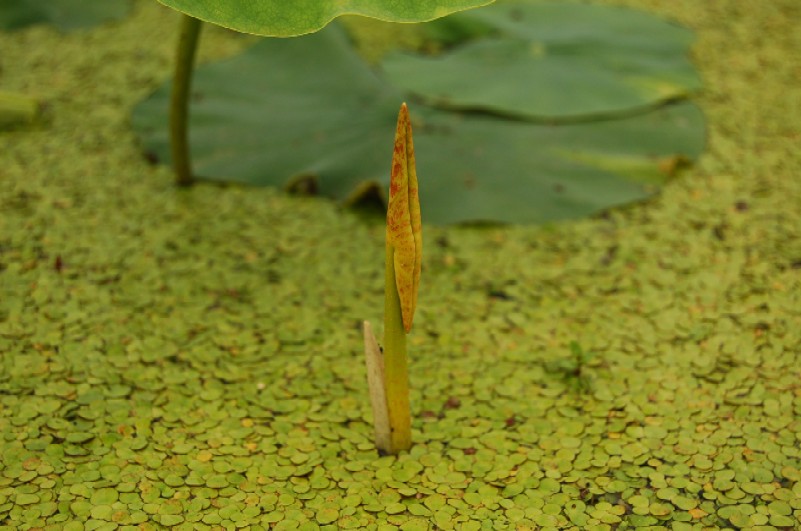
xmin=156 ymin=0 xmax=494 ymax=37
xmin=133 ymin=1 xmax=706 ymax=223
xmin=157 ymin=0 xmax=492 ymax=186
xmin=364 ymin=103 xmax=421 ymax=454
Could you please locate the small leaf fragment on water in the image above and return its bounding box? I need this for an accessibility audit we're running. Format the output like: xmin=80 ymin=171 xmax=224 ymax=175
xmin=363 ymin=321 xmax=391 ymax=452
xmin=0 ymin=91 xmax=40 ymax=130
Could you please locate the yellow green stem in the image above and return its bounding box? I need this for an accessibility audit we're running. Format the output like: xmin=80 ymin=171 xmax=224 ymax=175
xmin=170 ymin=14 xmax=202 ymax=187
xmin=383 ymin=244 xmax=411 ymax=452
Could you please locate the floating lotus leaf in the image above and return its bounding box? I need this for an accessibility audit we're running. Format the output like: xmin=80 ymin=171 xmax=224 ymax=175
xmin=132 ymin=22 xmax=705 ymax=224
xmin=132 ymin=24 xmax=401 ymax=200
xmin=382 ymin=2 xmax=702 ymax=120
xmin=411 ymin=103 xmax=704 ymax=224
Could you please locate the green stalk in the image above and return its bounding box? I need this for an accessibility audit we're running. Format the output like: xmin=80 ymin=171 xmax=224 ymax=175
xmin=170 ymin=14 xmax=202 ymax=187
xmin=383 ymin=245 xmax=411 ymax=452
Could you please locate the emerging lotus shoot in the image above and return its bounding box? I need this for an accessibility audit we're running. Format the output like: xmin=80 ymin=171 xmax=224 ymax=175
xmin=364 ymin=103 xmax=422 ymax=454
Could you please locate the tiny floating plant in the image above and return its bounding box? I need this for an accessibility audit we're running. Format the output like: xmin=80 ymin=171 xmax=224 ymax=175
xmin=364 ymin=103 xmax=422 ymax=455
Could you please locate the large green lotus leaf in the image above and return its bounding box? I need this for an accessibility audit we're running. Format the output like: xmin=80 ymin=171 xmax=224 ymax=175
xmin=157 ymin=0 xmax=494 ymax=37
xmin=0 ymin=0 xmax=131 ymax=31
xmin=381 ymin=2 xmax=702 ymax=120
xmin=131 ymin=23 xmax=705 ymax=224
xmin=132 ymin=24 xmax=403 ymax=200
xmin=412 ymin=103 xmax=704 ymax=224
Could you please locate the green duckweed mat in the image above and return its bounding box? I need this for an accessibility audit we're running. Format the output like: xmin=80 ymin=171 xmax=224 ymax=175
xmin=1 ymin=0 xmax=800 ymax=529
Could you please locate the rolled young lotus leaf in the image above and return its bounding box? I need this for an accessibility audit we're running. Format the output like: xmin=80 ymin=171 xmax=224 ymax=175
xmin=364 ymin=102 xmax=422 ymax=454
xmin=386 ymin=103 xmax=422 ymax=333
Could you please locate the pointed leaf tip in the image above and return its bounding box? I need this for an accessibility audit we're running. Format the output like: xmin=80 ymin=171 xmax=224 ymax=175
xmin=387 ymin=103 xmax=422 ymax=333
